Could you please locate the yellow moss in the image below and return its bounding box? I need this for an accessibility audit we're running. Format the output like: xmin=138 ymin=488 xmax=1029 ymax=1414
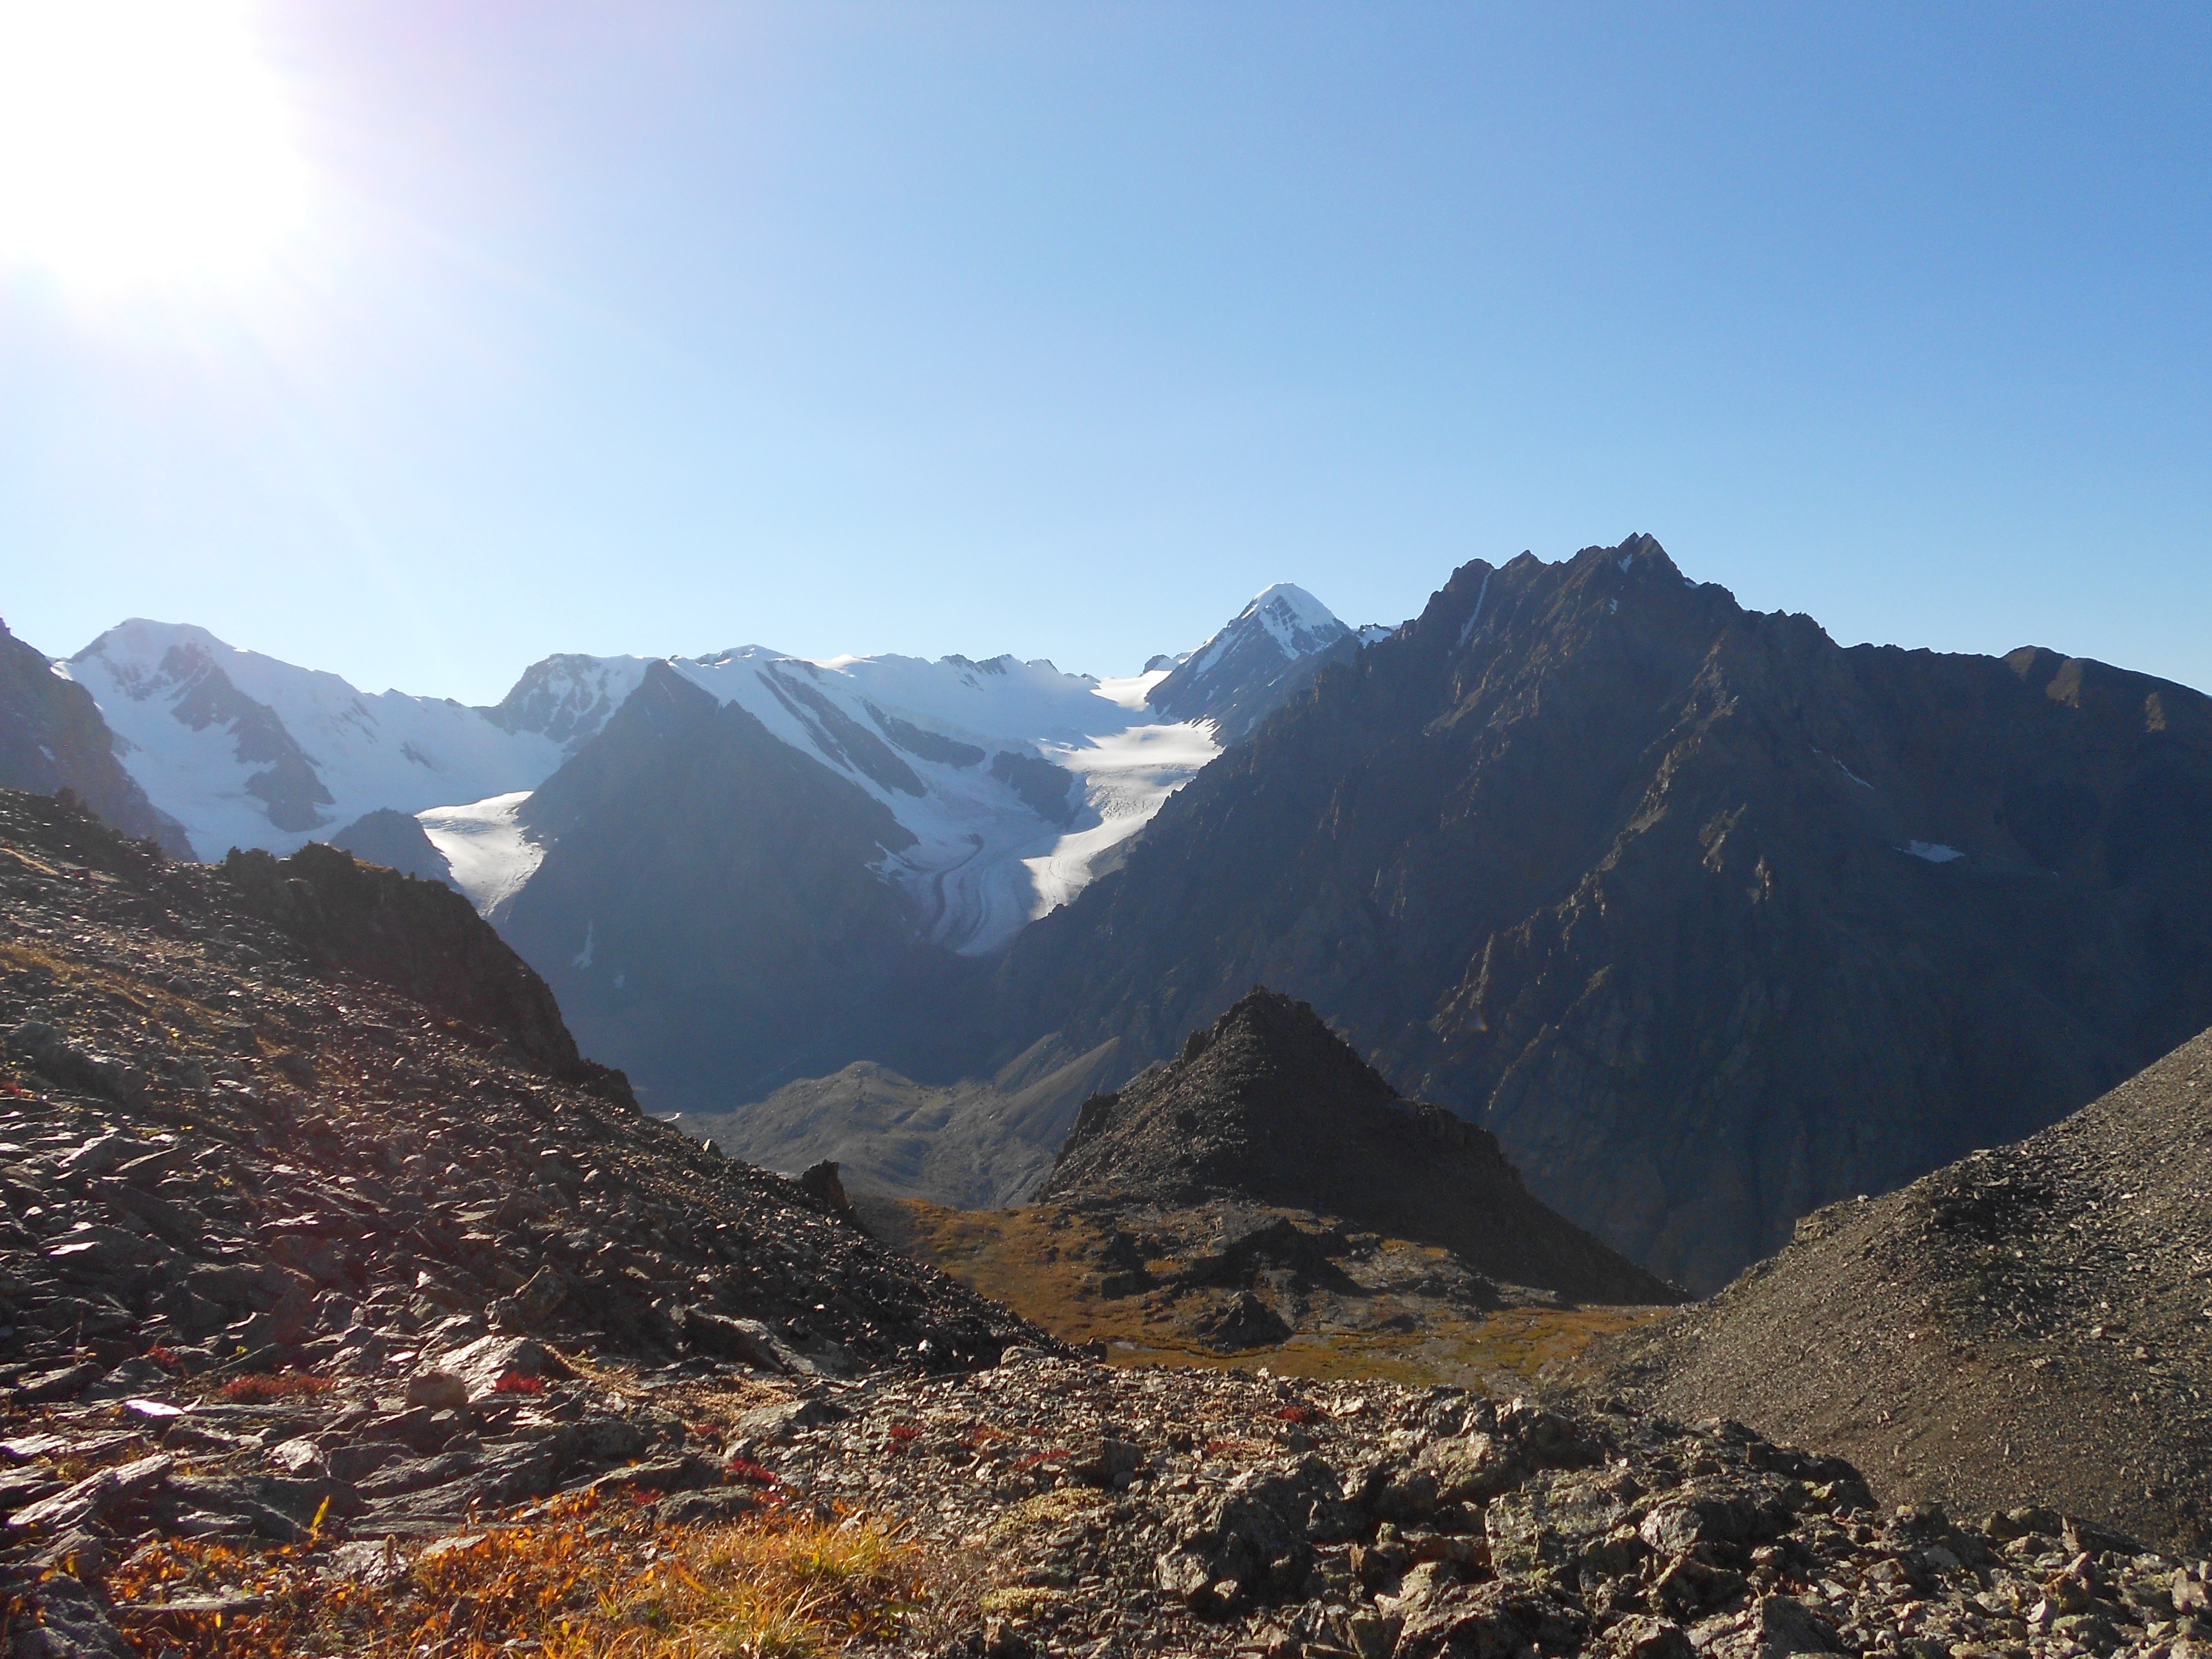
xmin=889 ymin=1197 xmax=1667 ymax=1391
xmin=986 ymin=1488 xmax=1111 ymax=1544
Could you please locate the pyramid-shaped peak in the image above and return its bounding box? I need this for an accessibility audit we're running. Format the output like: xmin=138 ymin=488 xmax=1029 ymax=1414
xmin=1041 ymin=986 xmax=1676 ymax=1304
xmin=1174 ymin=987 xmax=1395 ymax=1104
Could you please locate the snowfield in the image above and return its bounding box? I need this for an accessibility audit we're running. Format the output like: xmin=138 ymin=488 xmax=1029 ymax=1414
xmin=652 ymin=647 xmax=1218 ymax=953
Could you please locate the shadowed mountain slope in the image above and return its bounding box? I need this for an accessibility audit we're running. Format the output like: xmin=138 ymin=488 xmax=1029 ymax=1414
xmin=688 ymin=1035 xmax=1126 ymax=1206
xmin=0 ymin=618 xmax=190 ymax=856
xmin=500 ymin=664 xmax=973 ymax=1108
xmin=1608 ymin=1022 xmax=2212 ymax=1552
xmin=1038 ymin=988 xmax=1677 ymax=1307
xmin=325 ymin=806 xmax=458 ymax=886
xmin=989 ymin=537 xmax=2212 ymax=1289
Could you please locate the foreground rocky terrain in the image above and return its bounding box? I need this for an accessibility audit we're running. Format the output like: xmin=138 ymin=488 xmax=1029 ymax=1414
xmin=0 ymin=789 xmax=1038 ymax=1651
xmin=768 ymin=1356 xmax=2212 ymax=1659
xmin=1608 ymin=1023 xmax=2212 ymax=1556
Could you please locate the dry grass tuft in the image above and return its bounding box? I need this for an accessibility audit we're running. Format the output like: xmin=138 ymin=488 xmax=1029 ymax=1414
xmin=105 ymin=1492 xmax=932 ymax=1659
xmin=211 ymin=1373 xmax=337 ymax=1405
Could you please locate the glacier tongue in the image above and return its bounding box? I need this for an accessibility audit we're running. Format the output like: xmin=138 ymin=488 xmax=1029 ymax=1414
xmin=652 ymin=646 xmax=1219 ymax=954
xmin=417 ymin=791 xmax=546 ymax=919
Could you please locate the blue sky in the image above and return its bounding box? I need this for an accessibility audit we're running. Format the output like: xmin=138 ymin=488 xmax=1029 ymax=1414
xmin=3 ymin=2 xmax=2207 ymax=704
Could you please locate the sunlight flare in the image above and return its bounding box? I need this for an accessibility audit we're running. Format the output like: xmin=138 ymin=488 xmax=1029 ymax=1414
xmin=0 ymin=0 xmax=307 ymax=291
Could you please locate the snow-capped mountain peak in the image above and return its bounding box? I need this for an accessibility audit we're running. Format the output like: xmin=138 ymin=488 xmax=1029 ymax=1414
xmin=65 ymin=621 xmax=574 ymax=861
xmin=1237 ymin=583 xmax=1345 ymax=660
xmin=485 ymin=652 xmax=652 ymax=752
xmin=1143 ymin=582 xmax=1362 ymax=743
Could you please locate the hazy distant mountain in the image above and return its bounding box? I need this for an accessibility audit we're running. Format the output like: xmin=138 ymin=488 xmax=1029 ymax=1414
xmin=0 ymin=618 xmax=189 ymax=855
xmin=497 ymin=586 xmax=1370 ymax=1107
xmin=62 ymin=619 xmax=605 ymax=861
xmin=981 ymin=536 xmax=2212 ymax=1288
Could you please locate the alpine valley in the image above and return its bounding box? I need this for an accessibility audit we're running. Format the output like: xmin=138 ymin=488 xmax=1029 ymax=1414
xmin=7 ymin=537 xmax=2212 ymax=1658
xmin=8 ymin=538 xmax=2212 ymax=1300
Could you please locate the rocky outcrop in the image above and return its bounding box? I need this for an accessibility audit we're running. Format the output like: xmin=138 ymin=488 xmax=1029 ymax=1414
xmin=0 ymin=788 xmax=1038 ymax=1379
xmin=218 ymin=839 xmax=603 ymax=1090
xmin=759 ymin=1355 xmax=2202 ymax=1659
xmin=992 ymin=537 xmax=2212 ymax=1289
xmin=1607 ymin=1020 xmax=2212 ymax=1553
xmin=0 ymin=619 xmax=190 ymax=857
xmin=1039 ymin=989 xmax=1677 ymax=1307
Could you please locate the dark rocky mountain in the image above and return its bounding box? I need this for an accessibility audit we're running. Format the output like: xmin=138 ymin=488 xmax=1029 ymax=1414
xmin=1607 ymin=1020 xmax=2212 ymax=1552
xmin=0 ymin=618 xmax=189 ymax=855
xmin=1039 ymin=988 xmax=1675 ymax=1307
xmin=324 ymin=806 xmax=456 ymax=885
xmin=499 ymin=663 xmax=971 ymax=1106
xmin=1146 ymin=583 xmax=1363 ymax=743
xmin=985 ymin=536 xmax=2212 ymax=1290
xmin=494 ymin=584 xmax=1385 ymax=1114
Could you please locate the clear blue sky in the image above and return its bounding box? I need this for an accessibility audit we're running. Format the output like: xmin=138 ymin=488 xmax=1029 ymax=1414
xmin=3 ymin=3 xmax=2207 ymax=704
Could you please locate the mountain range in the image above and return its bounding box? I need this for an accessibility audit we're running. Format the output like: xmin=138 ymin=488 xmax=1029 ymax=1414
xmin=9 ymin=537 xmax=2212 ymax=1292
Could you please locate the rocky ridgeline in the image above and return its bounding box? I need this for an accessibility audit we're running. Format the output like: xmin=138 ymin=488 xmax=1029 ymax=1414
xmin=0 ymin=789 xmax=1041 ymax=1650
xmin=760 ymin=1354 xmax=2212 ymax=1658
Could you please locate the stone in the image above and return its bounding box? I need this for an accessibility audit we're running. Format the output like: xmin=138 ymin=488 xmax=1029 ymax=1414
xmin=13 ymin=1572 xmax=133 ymax=1659
xmin=1604 ymin=1615 xmax=1696 ymax=1659
xmin=1418 ymin=1433 xmax=1527 ymax=1504
xmin=731 ymin=1397 xmax=841 ymax=1445
xmin=7 ymin=1454 xmax=172 ymax=1532
xmin=1392 ymin=1581 xmax=1587 ymax=1659
xmin=513 ymin=1264 xmax=566 ymax=1324
xmin=654 ymin=1487 xmax=761 ymax=1527
xmin=1735 ymin=1594 xmax=1839 ymax=1656
xmin=405 ymin=1371 xmax=470 ymax=1411
xmin=267 ymin=1436 xmax=326 ymax=1477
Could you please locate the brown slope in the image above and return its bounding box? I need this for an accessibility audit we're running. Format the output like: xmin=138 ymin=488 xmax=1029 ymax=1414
xmin=1038 ymin=987 xmax=1677 ymax=1306
xmin=1606 ymin=1022 xmax=2212 ymax=1551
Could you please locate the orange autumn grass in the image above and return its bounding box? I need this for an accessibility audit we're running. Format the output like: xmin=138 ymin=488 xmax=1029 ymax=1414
xmin=104 ymin=1490 xmax=932 ymax=1659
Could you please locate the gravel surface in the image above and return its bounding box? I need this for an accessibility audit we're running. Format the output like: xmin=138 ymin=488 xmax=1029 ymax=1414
xmin=1606 ymin=1026 xmax=2212 ymax=1555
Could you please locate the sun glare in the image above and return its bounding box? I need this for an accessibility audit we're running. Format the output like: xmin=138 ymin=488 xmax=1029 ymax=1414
xmin=0 ymin=0 xmax=307 ymax=292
